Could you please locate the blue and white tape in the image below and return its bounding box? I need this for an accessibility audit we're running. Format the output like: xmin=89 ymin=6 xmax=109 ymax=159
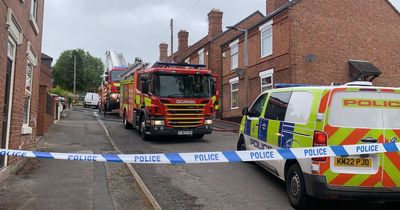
xmin=0 ymin=143 xmax=399 ymax=164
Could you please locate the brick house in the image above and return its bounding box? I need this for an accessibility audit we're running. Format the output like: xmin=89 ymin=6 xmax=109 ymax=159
xmin=159 ymin=9 xmax=264 ymax=117
xmin=0 ymin=0 xmax=44 ymax=169
xmin=221 ymin=0 xmax=400 ymax=121
xmin=36 ymin=53 xmax=54 ymax=136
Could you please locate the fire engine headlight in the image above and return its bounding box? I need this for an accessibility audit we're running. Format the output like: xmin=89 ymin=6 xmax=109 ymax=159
xmin=151 ymin=120 xmax=164 ymax=126
xmin=205 ymin=119 xmax=213 ymax=125
xmin=110 ymin=93 xmax=119 ymax=100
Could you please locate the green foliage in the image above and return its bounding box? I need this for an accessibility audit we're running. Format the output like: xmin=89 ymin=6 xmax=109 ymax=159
xmin=49 ymin=85 xmax=70 ymax=97
xmin=52 ymin=49 xmax=104 ymax=92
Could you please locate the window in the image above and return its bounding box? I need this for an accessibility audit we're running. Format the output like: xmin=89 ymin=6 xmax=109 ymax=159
xmin=260 ymin=20 xmax=273 ymax=57
xmin=285 ymin=92 xmax=313 ymax=124
xmin=22 ymin=43 xmax=37 ymax=133
xmin=30 ymin=0 xmax=38 ymax=21
xmin=259 ymin=69 xmax=273 ymax=93
xmin=29 ymin=0 xmax=39 ymax=34
xmin=230 ymin=39 xmax=239 ymax=70
xmin=230 ymin=77 xmax=239 ymax=109
xmin=198 ymin=49 xmax=204 ymax=65
xmin=248 ymin=93 xmax=268 ymax=117
xmin=264 ymin=91 xmax=291 ymax=121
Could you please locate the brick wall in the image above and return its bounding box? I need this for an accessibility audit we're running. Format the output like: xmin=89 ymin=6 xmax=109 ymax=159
xmin=222 ymin=11 xmax=290 ymax=119
xmin=290 ymin=0 xmax=400 ymax=86
xmin=0 ymin=0 xmax=44 ymax=167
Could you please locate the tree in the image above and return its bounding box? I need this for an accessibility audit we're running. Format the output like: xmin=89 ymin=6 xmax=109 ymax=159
xmin=52 ymin=49 xmax=104 ymax=93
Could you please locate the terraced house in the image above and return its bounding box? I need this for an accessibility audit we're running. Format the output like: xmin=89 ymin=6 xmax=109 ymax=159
xmin=221 ymin=0 xmax=400 ymax=121
xmin=0 ymin=0 xmax=44 ymax=171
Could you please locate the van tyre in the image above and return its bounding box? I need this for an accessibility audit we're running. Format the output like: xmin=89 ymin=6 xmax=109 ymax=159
xmin=140 ymin=117 xmax=151 ymax=141
xmin=123 ymin=111 xmax=132 ymax=129
xmin=237 ymin=136 xmax=246 ymax=151
xmin=286 ymin=164 xmax=311 ymax=210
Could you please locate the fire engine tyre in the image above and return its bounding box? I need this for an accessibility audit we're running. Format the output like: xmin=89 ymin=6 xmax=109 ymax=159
xmin=140 ymin=118 xmax=151 ymax=141
xmin=286 ymin=164 xmax=311 ymax=210
xmin=193 ymin=134 xmax=204 ymax=139
xmin=123 ymin=111 xmax=132 ymax=129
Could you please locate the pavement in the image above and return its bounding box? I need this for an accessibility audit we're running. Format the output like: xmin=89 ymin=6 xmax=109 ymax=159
xmin=0 ymin=108 xmax=151 ymax=210
xmin=213 ymin=119 xmax=240 ymax=132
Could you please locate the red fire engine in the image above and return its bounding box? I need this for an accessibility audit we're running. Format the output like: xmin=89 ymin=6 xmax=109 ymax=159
xmin=119 ymin=62 xmax=218 ymax=140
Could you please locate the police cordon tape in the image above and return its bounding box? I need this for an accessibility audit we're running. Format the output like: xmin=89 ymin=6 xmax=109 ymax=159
xmin=0 ymin=143 xmax=399 ymax=164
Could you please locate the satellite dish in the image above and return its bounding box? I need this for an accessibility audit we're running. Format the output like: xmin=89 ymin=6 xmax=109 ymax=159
xmin=305 ymin=54 xmax=317 ymax=62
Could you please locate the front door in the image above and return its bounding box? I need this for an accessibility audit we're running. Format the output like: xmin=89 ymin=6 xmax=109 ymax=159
xmin=1 ymin=40 xmax=16 ymax=168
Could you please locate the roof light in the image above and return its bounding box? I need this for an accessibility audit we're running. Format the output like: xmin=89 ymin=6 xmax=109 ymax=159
xmin=275 ymin=83 xmax=316 ymax=88
xmin=344 ymin=81 xmax=373 ymax=86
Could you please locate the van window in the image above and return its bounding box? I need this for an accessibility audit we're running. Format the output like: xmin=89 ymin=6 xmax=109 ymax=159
xmin=248 ymin=93 xmax=268 ymax=117
xmin=328 ymin=91 xmax=400 ymax=129
xmin=264 ymin=91 xmax=291 ymax=121
xmin=285 ymin=92 xmax=313 ymax=124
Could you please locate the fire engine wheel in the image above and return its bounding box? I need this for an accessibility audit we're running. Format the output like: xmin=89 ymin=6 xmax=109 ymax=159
xmin=123 ymin=111 xmax=132 ymax=129
xmin=140 ymin=118 xmax=151 ymax=141
xmin=286 ymin=164 xmax=311 ymax=210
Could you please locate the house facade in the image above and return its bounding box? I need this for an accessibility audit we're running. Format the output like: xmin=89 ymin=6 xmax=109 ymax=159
xmin=36 ymin=53 xmax=54 ymax=136
xmin=0 ymin=0 xmax=44 ymax=169
xmin=221 ymin=0 xmax=400 ymax=121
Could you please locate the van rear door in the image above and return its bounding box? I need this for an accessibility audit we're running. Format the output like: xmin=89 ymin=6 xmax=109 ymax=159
xmin=381 ymin=90 xmax=400 ymax=187
xmin=325 ymin=89 xmax=384 ymax=187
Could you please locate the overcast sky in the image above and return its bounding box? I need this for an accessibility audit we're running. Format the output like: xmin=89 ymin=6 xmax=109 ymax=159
xmin=42 ymin=0 xmax=400 ymax=66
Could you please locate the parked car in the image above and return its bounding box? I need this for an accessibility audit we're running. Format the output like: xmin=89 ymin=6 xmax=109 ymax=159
xmin=238 ymin=82 xmax=400 ymax=209
xmin=84 ymin=92 xmax=99 ymax=108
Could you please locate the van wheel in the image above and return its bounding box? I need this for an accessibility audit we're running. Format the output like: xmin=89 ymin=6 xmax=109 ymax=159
xmin=140 ymin=117 xmax=151 ymax=141
xmin=237 ymin=136 xmax=246 ymax=151
xmin=286 ymin=164 xmax=310 ymax=210
xmin=123 ymin=111 xmax=132 ymax=129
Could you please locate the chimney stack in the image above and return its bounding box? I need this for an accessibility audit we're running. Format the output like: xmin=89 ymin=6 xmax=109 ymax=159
xmin=159 ymin=42 xmax=168 ymax=62
xmin=177 ymin=30 xmax=189 ymax=52
xmin=208 ymin=8 xmax=223 ymax=40
xmin=266 ymin=0 xmax=288 ymax=15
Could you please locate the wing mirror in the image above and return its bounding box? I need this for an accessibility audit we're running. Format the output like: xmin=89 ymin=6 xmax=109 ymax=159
xmin=242 ymin=107 xmax=249 ymax=116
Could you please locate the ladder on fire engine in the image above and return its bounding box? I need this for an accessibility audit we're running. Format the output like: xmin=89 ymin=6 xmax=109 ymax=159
xmin=151 ymin=62 xmax=206 ymax=69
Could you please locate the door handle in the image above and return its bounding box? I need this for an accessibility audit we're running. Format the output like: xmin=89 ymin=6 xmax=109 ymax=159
xmin=361 ymin=137 xmax=378 ymax=143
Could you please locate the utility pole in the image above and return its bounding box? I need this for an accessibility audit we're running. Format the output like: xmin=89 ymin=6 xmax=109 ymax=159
xmin=73 ymin=54 xmax=76 ymax=96
xmin=170 ymin=18 xmax=174 ymax=62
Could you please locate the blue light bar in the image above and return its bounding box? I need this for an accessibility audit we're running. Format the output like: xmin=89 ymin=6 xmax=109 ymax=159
xmin=274 ymin=83 xmax=316 ymax=88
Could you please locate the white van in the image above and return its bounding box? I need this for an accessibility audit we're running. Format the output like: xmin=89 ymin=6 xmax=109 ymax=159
xmin=84 ymin=92 xmax=99 ymax=108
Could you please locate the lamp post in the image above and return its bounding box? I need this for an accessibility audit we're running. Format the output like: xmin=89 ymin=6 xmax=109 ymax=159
xmin=226 ymin=26 xmax=249 ymax=108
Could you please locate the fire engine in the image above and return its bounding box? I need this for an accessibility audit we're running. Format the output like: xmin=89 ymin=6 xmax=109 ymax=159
xmin=98 ymin=51 xmax=128 ymax=115
xmin=119 ymin=62 xmax=218 ymax=140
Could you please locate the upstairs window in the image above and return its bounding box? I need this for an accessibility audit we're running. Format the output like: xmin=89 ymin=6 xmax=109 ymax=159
xmin=230 ymin=39 xmax=239 ymax=70
xmin=30 ymin=0 xmax=38 ymax=21
xmin=198 ymin=49 xmax=204 ymax=65
xmin=260 ymin=20 xmax=273 ymax=58
xmin=229 ymin=77 xmax=239 ymax=109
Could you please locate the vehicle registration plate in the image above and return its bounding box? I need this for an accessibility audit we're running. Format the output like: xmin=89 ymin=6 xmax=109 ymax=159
xmin=334 ymin=157 xmax=372 ymax=168
xmin=178 ymin=131 xmax=193 ymax=135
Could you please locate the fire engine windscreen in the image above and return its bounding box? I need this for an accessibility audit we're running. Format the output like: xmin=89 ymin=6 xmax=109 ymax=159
xmin=153 ymin=74 xmax=212 ymax=98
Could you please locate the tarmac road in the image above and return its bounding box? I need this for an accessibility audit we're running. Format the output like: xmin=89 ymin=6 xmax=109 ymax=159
xmin=96 ymin=109 xmax=391 ymax=210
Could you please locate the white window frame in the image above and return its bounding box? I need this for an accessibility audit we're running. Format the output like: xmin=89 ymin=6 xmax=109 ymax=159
xmin=198 ymin=48 xmax=204 ymax=65
xmin=259 ymin=68 xmax=274 ymax=93
xmin=229 ymin=39 xmax=239 ymax=70
xmin=229 ymin=77 xmax=239 ymax=109
xmin=29 ymin=0 xmax=39 ymax=34
xmin=22 ymin=42 xmax=37 ymax=134
xmin=259 ymin=20 xmax=273 ymax=58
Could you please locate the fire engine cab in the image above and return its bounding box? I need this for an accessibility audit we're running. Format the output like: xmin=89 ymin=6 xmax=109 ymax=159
xmin=119 ymin=62 xmax=218 ymax=140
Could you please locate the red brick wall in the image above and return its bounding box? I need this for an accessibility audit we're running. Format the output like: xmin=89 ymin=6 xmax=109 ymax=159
xmin=0 ymin=0 xmax=44 ymax=166
xmin=222 ymin=11 xmax=290 ymax=119
xmin=290 ymin=0 xmax=400 ymax=86
xmin=37 ymin=86 xmax=54 ymax=136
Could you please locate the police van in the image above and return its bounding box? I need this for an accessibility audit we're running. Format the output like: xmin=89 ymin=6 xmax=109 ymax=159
xmin=237 ymin=82 xmax=400 ymax=209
